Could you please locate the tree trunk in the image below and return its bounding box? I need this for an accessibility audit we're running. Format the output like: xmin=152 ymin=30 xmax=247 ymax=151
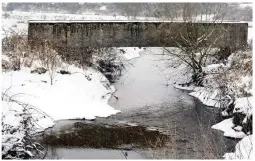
xmin=192 ymin=68 xmax=205 ymax=86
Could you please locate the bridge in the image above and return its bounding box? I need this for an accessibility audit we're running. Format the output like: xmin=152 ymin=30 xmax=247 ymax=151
xmin=28 ymin=20 xmax=248 ymax=49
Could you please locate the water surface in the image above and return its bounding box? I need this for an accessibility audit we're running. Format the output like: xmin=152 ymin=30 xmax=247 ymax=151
xmin=40 ymin=47 xmax=237 ymax=159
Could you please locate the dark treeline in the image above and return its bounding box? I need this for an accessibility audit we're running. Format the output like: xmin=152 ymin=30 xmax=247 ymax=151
xmin=2 ymin=3 xmax=252 ymax=21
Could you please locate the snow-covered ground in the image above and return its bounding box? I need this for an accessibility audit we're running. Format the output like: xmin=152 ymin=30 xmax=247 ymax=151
xmin=224 ymin=135 xmax=253 ymax=159
xmin=2 ymin=65 xmax=120 ymax=121
xmin=2 ymin=60 xmax=119 ymax=154
xmin=1 ymin=47 xmax=143 ymax=122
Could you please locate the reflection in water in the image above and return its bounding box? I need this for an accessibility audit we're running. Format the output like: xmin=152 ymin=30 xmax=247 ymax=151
xmin=46 ymin=147 xmax=146 ymax=159
xmin=42 ymin=122 xmax=168 ymax=148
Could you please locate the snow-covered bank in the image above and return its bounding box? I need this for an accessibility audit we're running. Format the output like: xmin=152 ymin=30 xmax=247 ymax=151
xmin=175 ymin=65 xmax=252 ymax=139
xmin=2 ymin=63 xmax=120 ymax=157
xmin=189 ymin=88 xmax=221 ymax=107
xmin=2 ymin=64 xmax=120 ymax=125
xmin=176 ymin=86 xmax=253 ymax=160
xmin=212 ymin=96 xmax=252 ymax=138
xmin=175 ymin=49 xmax=252 ymax=159
xmin=224 ymin=135 xmax=253 ymax=159
xmin=234 ymin=97 xmax=253 ymax=116
xmin=2 ymin=46 xmax=144 ymax=157
xmin=175 ymin=85 xmax=222 ymax=107
xmin=115 ymin=47 xmax=143 ymax=60
xmin=182 ymin=84 xmax=252 ymax=139
xmin=211 ymin=118 xmax=246 ymax=138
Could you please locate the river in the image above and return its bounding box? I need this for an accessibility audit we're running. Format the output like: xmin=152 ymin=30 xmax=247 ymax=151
xmin=38 ymin=47 xmax=238 ymax=159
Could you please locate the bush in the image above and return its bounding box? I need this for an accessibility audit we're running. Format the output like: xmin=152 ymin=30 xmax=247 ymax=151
xmin=35 ymin=40 xmax=62 ymax=85
xmin=57 ymin=46 xmax=125 ymax=83
xmin=92 ymin=48 xmax=125 ymax=83
xmin=2 ymin=32 xmax=35 ymax=70
xmin=2 ymin=93 xmax=47 ymax=159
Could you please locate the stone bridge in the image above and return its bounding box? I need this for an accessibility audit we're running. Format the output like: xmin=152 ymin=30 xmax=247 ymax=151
xmin=28 ymin=20 xmax=248 ymax=49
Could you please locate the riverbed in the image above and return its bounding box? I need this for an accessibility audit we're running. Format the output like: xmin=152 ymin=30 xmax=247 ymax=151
xmin=37 ymin=47 xmax=238 ymax=159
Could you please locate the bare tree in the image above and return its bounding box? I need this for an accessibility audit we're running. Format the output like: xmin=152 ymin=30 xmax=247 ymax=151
xmin=2 ymin=29 xmax=32 ymax=70
xmin=153 ymin=3 xmax=230 ymax=86
xmin=115 ymin=3 xmax=143 ymax=20
xmin=37 ymin=40 xmax=62 ymax=85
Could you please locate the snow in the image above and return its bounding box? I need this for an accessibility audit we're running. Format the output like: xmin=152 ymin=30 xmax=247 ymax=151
xmin=2 ymin=97 xmax=55 ymax=155
xmin=211 ymin=118 xmax=247 ymax=139
xmin=239 ymin=3 xmax=253 ymax=9
xmin=178 ymin=49 xmax=252 ymax=158
xmin=186 ymin=56 xmax=252 ymax=140
xmin=237 ymin=76 xmax=253 ymax=95
xmin=234 ymin=97 xmax=253 ymax=116
xmin=234 ymin=126 xmax=243 ymax=131
xmin=1 ymin=11 xmax=157 ymax=37
xmin=115 ymin=47 xmax=143 ymax=60
xmin=2 ymin=65 xmax=120 ymax=122
xmin=28 ymin=20 xmax=162 ymax=23
xmin=221 ymin=110 xmax=229 ymax=117
xmin=189 ymin=88 xmax=221 ymax=107
xmin=2 ymin=63 xmax=121 ymax=154
xmin=2 ymin=100 xmax=54 ymax=132
xmin=1 ymin=54 xmax=11 ymax=62
xmin=2 ymin=135 xmax=23 ymax=157
xmin=202 ymin=63 xmax=227 ymax=74
xmin=99 ymin=6 xmax=107 ymax=11
xmin=174 ymin=84 xmax=196 ymax=91
xmin=224 ymin=135 xmax=253 ymax=159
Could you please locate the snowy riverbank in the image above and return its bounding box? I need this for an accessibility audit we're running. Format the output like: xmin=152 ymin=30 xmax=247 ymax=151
xmin=2 ymin=63 xmax=118 ymax=156
xmin=174 ymin=50 xmax=253 ymax=159
xmin=1 ymin=47 xmax=143 ymax=157
xmin=175 ymin=85 xmax=253 ymax=160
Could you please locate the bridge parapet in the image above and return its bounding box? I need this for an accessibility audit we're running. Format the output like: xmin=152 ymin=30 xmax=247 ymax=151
xmin=28 ymin=20 xmax=248 ymax=49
